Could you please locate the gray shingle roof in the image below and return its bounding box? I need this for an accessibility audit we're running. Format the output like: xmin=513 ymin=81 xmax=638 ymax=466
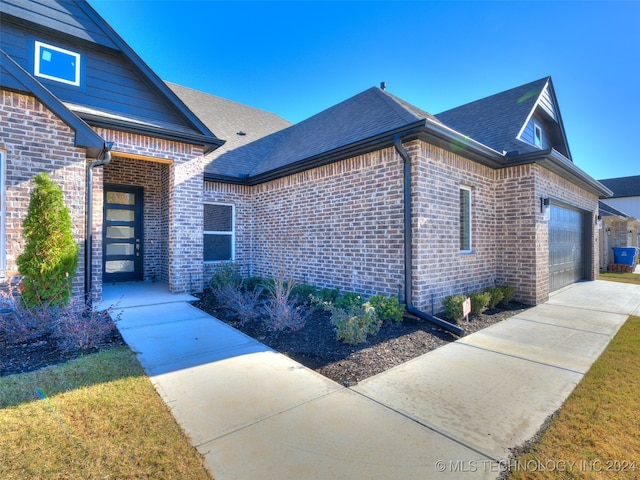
xmin=204 ymin=86 xmax=442 ymax=180
xmin=435 ymin=77 xmax=550 ymax=155
xmin=598 ymin=175 xmax=640 ymax=198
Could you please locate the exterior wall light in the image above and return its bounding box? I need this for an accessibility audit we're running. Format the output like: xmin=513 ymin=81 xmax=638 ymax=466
xmin=606 ymin=227 xmax=611 ymax=236
xmin=540 ymin=197 xmax=550 ymax=221
xmin=596 ymin=215 xmax=602 ymax=229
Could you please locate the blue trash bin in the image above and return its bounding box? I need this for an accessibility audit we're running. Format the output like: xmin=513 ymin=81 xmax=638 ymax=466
xmin=612 ymin=247 xmax=638 ymax=266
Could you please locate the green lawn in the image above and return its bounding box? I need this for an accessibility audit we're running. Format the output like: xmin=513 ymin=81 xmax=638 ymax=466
xmin=599 ymin=270 xmax=640 ymax=286
xmin=506 ymin=315 xmax=640 ymax=479
xmin=0 ymin=347 xmax=211 ymax=480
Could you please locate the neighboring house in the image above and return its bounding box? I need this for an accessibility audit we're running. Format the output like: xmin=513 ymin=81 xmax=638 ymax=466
xmin=2 ymin=1 xmax=612 ymax=318
xmin=598 ymin=176 xmax=640 ymax=267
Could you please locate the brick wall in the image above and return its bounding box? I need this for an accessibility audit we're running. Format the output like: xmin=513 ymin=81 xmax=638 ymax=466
xmin=1 ymin=90 xmax=86 ymax=299
xmin=203 ymin=138 xmax=600 ymax=312
xmin=95 ymin=128 xmax=205 ymax=295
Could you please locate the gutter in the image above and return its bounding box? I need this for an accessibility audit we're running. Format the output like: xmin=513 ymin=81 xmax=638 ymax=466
xmin=85 ymin=142 xmax=113 ymax=303
xmin=393 ymin=135 xmax=464 ymax=337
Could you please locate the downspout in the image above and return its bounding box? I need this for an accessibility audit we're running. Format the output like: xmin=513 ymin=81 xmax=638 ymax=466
xmin=394 ymin=134 xmax=464 ymax=337
xmin=85 ymin=143 xmax=113 ymax=303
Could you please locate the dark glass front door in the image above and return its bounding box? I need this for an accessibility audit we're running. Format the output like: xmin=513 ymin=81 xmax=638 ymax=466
xmin=103 ymin=185 xmax=143 ymax=282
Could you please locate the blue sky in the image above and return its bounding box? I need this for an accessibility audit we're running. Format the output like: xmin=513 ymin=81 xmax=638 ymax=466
xmin=89 ymin=0 xmax=640 ymax=180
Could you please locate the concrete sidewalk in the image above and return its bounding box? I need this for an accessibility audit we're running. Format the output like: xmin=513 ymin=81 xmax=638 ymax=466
xmin=112 ymin=280 xmax=640 ymax=479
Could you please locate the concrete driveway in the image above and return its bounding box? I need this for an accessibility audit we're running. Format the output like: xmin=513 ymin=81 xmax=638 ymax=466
xmin=111 ymin=280 xmax=640 ymax=479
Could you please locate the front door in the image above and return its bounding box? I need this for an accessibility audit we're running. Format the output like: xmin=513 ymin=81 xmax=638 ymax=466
xmin=103 ymin=184 xmax=143 ymax=282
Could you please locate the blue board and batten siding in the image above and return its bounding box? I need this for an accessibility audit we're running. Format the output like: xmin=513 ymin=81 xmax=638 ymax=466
xmin=1 ymin=0 xmax=194 ymax=130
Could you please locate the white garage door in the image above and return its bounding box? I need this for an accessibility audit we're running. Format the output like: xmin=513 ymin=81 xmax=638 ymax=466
xmin=548 ymin=204 xmax=584 ymax=291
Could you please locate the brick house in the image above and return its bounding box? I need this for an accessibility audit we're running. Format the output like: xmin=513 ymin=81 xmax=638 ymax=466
xmin=2 ymin=1 xmax=611 ymax=321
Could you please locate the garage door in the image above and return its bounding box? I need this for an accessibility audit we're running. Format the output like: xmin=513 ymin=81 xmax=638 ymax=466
xmin=548 ymin=204 xmax=584 ymax=291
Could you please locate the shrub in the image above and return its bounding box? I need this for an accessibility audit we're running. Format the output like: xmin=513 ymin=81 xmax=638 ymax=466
xmin=261 ymin=275 xmax=309 ymax=331
xmin=483 ymin=286 xmax=504 ymax=309
xmin=328 ymin=302 xmax=381 ymax=345
xmin=497 ymin=285 xmax=516 ymax=305
xmin=0 ymin=284 xmax=52 ymax=344
xmin=369 ymin=294 xmax=404 ymax=323
xmin=16 ymin=173 xmax=79 ymax=308
xmin=209 ymin=262 xmax=243 ymax=290
xmin=52 ymin=300 xmax=116 ymax=351
xmin=225 ymin=286 xmax=263 ymax=325
xmin=442 ymin=295 xmax=466 ymax=322
xmin=243 ymin=276 xmax=266 ymax=292
xmin=291 ymin=283 xmax=317 ymax=305
xmin=469 ymin=292 xmax=491 ymax=315
xmin=334 ymin=292 xmax=365 ymax=310
xmin=317 ymin=287 xmax=341 ymax=304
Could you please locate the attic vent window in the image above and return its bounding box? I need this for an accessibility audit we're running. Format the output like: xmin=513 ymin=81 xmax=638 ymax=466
xmin=34 ymin=41 xmax=81 ymax=86
xmin=534 ymin=123 xmax=543 ymax=147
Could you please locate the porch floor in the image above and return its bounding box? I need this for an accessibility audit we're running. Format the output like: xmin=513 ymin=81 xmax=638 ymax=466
xmin=100 ymin=282 xmax=198 ymax=310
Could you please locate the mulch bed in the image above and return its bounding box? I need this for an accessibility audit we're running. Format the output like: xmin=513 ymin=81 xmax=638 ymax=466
xmin=0 ymin=320 xmax=125 ymax=377
xmin=193 ymin=290 xmax=531 ymax=386
xmin=2 ymin=293 xmax=529 ymax=384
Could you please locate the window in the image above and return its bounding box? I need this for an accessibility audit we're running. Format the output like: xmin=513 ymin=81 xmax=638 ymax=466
xmin=34 ymin=41 xmax=81 ymax=86
xmin=0 ymin=151 xmax=6 ymax=278
xmin=534 ymin=123 xmax=543 ymax=147
xmin=204 ymin=203 xmax=234 ymax=262
xmin=459 ymin=186 xmax=472 ymax=252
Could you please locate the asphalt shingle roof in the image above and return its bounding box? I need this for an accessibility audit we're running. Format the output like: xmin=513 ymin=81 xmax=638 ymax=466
xmin=598 ymin=175 xmax=640 ymax=198
xmin=201 ymin=86 xmax=443 ymax=180
xmin=435 ymin=77 xmax=550 ymax=155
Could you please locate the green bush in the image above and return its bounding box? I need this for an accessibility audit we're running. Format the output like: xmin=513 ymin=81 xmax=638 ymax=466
xmin=369 ymin=294 xmax=404 ymax=323
xmin=334 ymin=291 xmax=364 ymax=310
xmin=291 ymin=283 xmax=317 ymax=304
xmin=329 ymin=302 xmax=381 ymax=345
xmin=209 ymin=262 xmax=242 ymax=290
xmin=16 ymin=173 xmax=79 ymax=307
xmin=483 ymin=286 xmax=504 ymax=309
xmin=497 ymin=285 xmax=516 ymax=305
xmin=469 ymin=292 xmax=491 ymax=315
xmin=442 ymin=295 xmax=466 ymax=322
xmin=243 ymin=276 xmax=266 ymax=292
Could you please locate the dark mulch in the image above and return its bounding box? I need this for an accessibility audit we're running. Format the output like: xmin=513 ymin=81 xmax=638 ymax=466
xmin=193 ymin=290 xmax=531 ymax=386
xmin=0 ymin=319 xmax=125 ymax=377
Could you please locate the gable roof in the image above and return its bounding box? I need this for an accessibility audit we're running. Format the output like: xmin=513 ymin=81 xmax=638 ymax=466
xmin=435 ymin=77 xmax=571 ymax=159
xmin=598 ymin=175 xmax=640 ymax=198
xmin=167 ymin=82 xmax=292 ymax=164
xmin=0 ymin=0 xmax=222 ymax=152
xmin=1 ymin=48 xmax=105 ymax=158
xmin=205 ymin=87 xmax=445 ymax=182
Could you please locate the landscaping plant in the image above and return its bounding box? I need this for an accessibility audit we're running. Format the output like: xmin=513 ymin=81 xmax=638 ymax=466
xmin=442 ymin=294 xmax=467 ymax=322
xmin=326 ymin=301 xmax=381 ymax=345
xmin=469 ymin=291 xmax=491 ymax=315
xmin=261 ymin=272 xmax=309 ymax=331
xmin=369 ymin=294 xmax=404 ymax=323
xmin=497 ymin=285 xmax=515 ymax=305
xmin=16 ymin=172 xmax=79 ymax=307
xmin=483 ymin=286 xmax=504 ymax=309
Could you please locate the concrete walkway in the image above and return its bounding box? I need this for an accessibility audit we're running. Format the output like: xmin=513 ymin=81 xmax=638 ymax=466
xmin=109 ymin=280 xmax=640 ymax=479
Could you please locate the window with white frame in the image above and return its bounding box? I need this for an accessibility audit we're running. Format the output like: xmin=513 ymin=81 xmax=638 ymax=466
xmin=534 ymin=123 xmax=543 ymax=148
xmin=459 ymin=186 xmax=472 ymax=252
xmin=0 ymin=150 xmax=6 ymax=278
xmin=204 ymin=203 xmax=234 ymax=262
xmin=34 ymin=41 xmax=81 ymax=86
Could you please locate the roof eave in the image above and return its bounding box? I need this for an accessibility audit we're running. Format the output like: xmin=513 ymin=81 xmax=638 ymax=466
xmin=507 ymin=149 xmax=613 ymax=197
xmin=79 ymin=114 xmax=225 ymax=154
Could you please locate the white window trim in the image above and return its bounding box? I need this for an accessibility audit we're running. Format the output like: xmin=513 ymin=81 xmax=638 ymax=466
xmin=203 ymin=202 xmax=235 ymax=263
xmin=533 ymin=122 xmax=543 ymax=148
xmin=34 ymin=41 xmax=81 ymax=86
xmin=459 ymin=185 xmax=473 ymax=253
xmin=0 ymin=150 xmax=6 ymax=279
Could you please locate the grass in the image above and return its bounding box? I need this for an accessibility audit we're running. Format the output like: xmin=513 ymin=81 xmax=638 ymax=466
xmin=507 ymin=316 xmax=640 ymax=479
xmin=599 ymin=270 xmax=640 ymax=286
xmin=0 ymin=346 xmax=211 ymax=480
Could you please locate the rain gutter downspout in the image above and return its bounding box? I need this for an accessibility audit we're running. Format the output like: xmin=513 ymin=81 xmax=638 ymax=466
xmin=394 ymin=134 xmax=464 ymax=337
xmin=85 ymin=143 xmax=113 ymax=303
